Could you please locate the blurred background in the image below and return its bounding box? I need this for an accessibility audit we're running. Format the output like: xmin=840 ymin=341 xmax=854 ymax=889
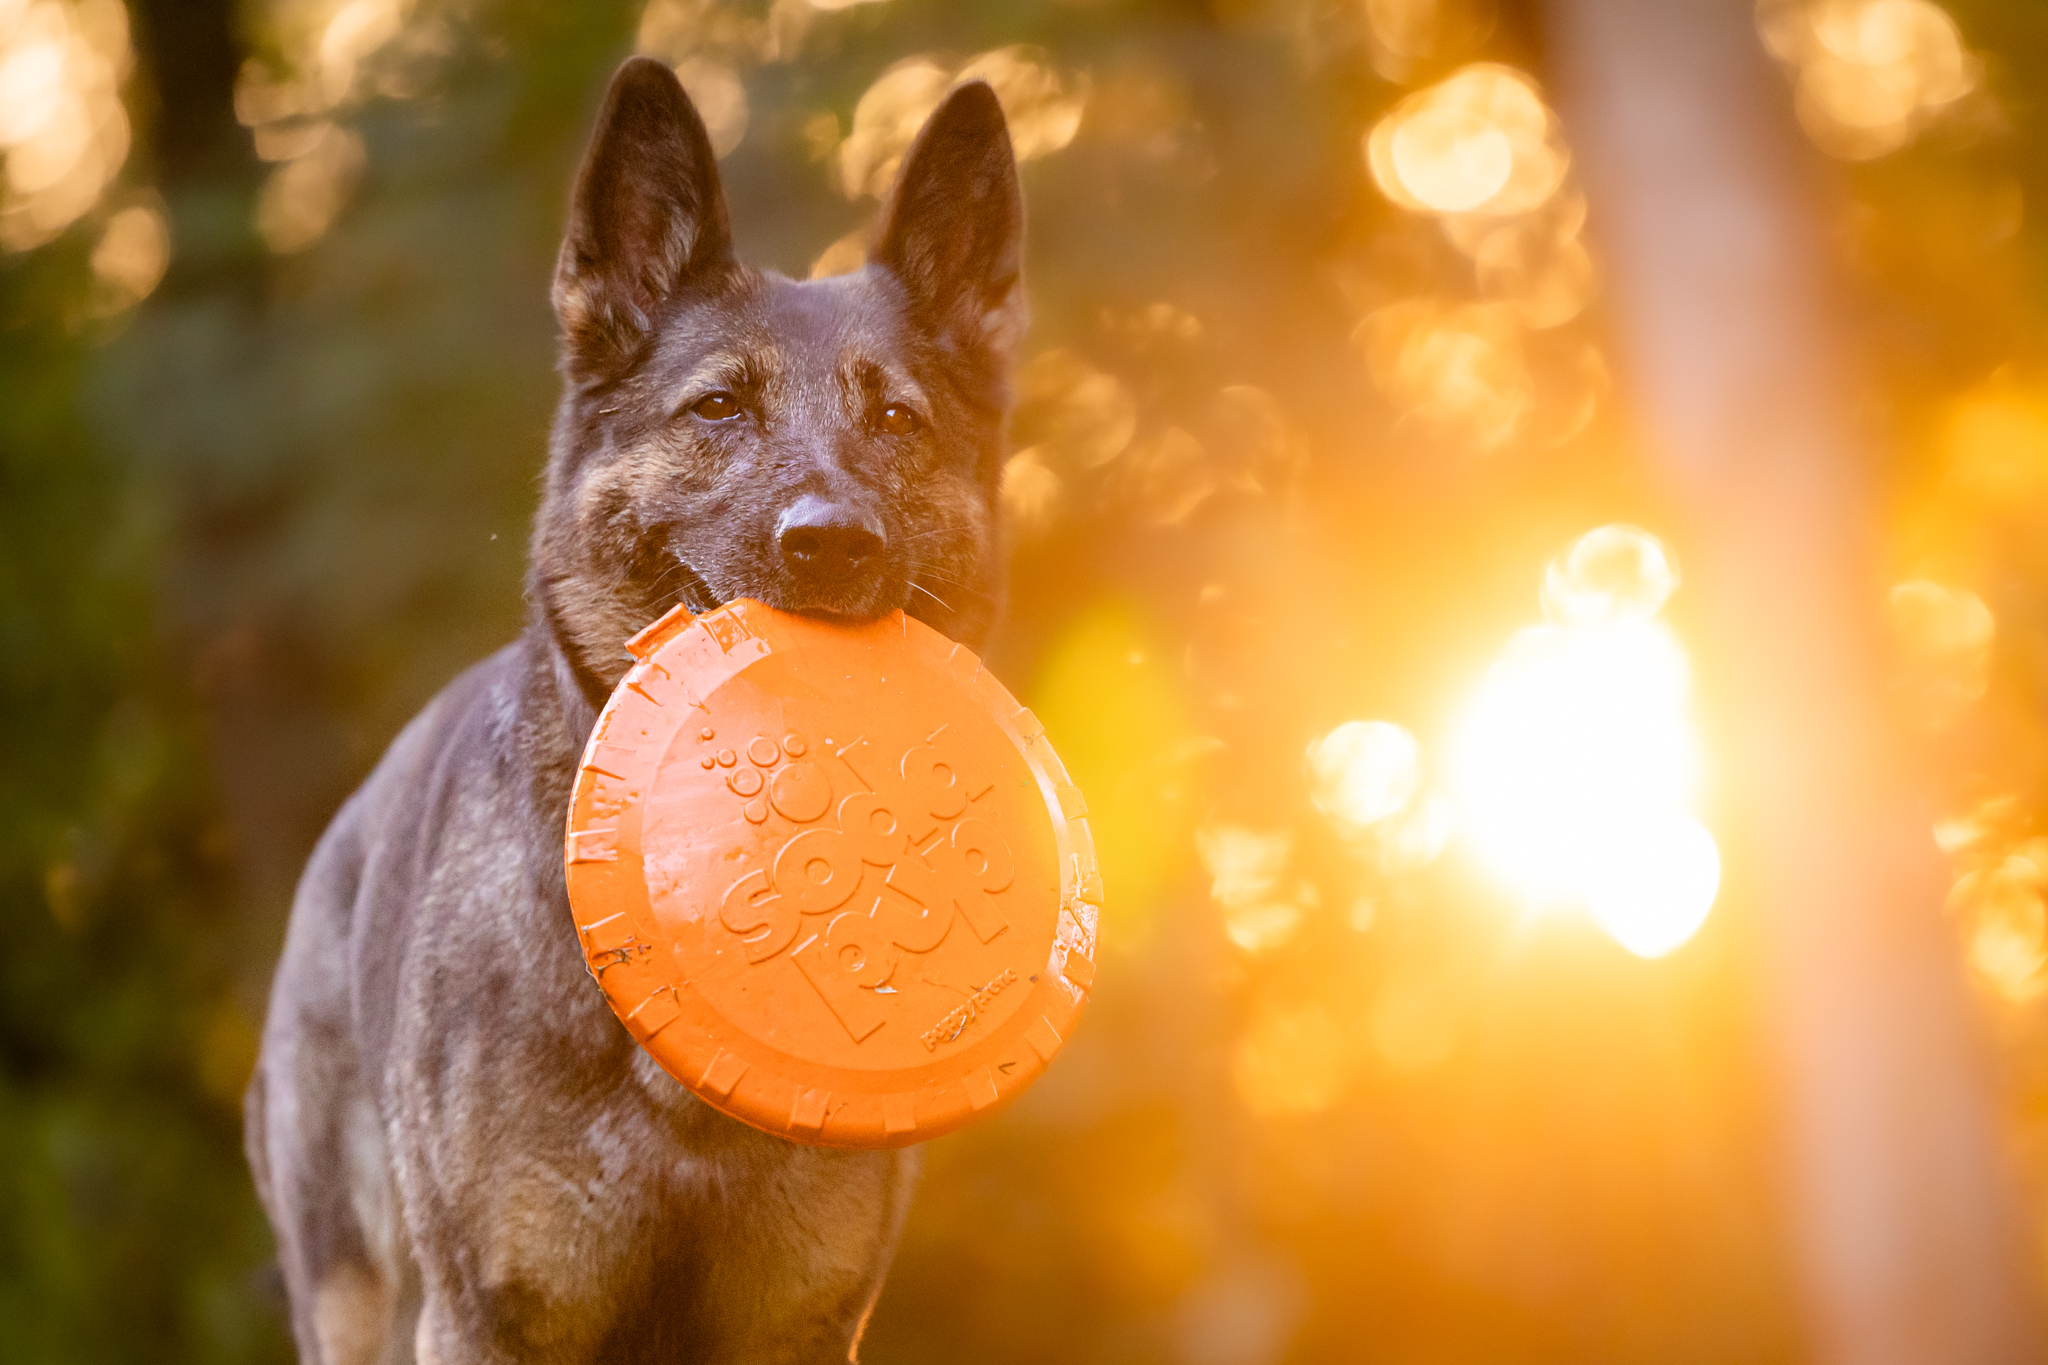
xmin=5 ymin=0 xmax=2048 ymax=1360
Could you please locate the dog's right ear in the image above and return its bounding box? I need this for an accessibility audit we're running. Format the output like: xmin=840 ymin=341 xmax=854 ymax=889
xmin=554 ymin=57 xmax=734 ymax=384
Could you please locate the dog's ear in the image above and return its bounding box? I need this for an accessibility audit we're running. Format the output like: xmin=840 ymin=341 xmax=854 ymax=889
xmin=873 ymin=81 xmax=1027 ymax=366
xmin=554 ymin=57 xmax=734 ymax=383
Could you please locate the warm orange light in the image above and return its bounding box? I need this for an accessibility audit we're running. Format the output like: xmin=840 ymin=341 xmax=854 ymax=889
xmin=255 ymin=122 xmax=364 ymax=253
xmin=1948 ymin=850 xmax=2048 ymax=1004
xmin=1197 ymin=823 xmax=1316 ymax=955
xmin=1233 ymin=998 xmax=1346 ymax=1114
xmin=1541 ymin=523 xmax=1678 ymax=625
xmin=1887 ymin=579 xmax=1994 ymax=726
xmin=0 ymin=0 xmax=133 ymax=251
xmin=1389 ymin=107 xmax=1511 ymax=215
xmin=674 ymin=56 xmax=749 ymax=158
xmin=838 ymin=47 xmax=1085 ymax=200
xmin=1368 ymin=977 xmax=1460 ymax=1073
xmin=1358 ymin=299 xmax=1533 ymax=452
xmin=1305 ymin=720 xmax=1454 ymax=875
xmin=1305 ymin=720 xmax=1421 ymax=833
xmin=88 ymin=197 xmax=168 ymax=313
xmin=1000 ymin=447 xmax=1063 ymax=538
xmin=1365 ymin=64 xmax=1566 ymax=219
xmin=1758 ymin=0 xmax=1976 ymax=160
xmin=1584 ymin=816 xmax=1722 ymax=959
xmin=1449 ymin=526 xmax=1719 ymax=958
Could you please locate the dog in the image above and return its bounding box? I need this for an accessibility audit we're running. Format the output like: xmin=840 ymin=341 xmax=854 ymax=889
xmin=245 ymin=56 xmax=1027 ymax=1364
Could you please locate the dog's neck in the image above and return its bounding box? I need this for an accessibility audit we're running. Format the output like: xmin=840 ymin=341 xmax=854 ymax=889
xmin=547 ymin=626 xmax=603 ymax=756
xmin=515 ymin=598 xmax=607 ymax=836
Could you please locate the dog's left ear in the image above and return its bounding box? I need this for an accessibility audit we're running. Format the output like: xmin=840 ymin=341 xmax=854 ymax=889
xmin=554 ymin=57 xmax=735 ymax=383
xmin=873 ymin=81 xmax=1027 ymax=366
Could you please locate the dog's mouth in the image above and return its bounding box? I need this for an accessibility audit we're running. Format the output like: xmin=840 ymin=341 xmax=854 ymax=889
xmin=672 ymin=560 xmax=721 ymax=616
xmin=665 ymin=555 xmax=907 ymax=622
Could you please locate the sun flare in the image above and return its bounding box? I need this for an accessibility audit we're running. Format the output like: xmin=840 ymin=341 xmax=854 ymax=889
xmin=1449 ymin=526 xmax=1720 ymax=957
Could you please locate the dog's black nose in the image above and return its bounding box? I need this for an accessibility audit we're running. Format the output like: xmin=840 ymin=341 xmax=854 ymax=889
xmin=777 ymin=496 xmax=885 ymax=583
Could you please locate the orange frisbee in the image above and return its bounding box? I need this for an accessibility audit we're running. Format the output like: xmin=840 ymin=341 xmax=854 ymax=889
xmin=563 ymin=600 xmax=1100 ymax=1147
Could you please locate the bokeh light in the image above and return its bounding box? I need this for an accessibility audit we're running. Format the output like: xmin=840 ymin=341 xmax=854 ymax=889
xmin=254 ymin=122 xmax=363 ymax=253
xmin=87 ymin=197 xmax=167 ymax=314
xmin=0 ymin=0 xmax=132 ymax=251
xmin=1758 ymin=0 xmax=1978 ymax=160
xmin=1542 ymin=522 xmax=1680 ymax=626
xmin=1938 ymin=381 xmax=2048 ymax=507
xmin=1366 ymin=64 xmax=1567 ymax=220
xmin=999 ymin=446 xmax=1062 ymax=539
xmin=1887 ymin=578 xmax=1994 ymax=726
xmin=1306 ymin=720 xmax=1422 ymax=833
xmin=1197 ymin=823 xmax=1317 ymax=955
xmin=1472 ymin=212 xmax=1598 ymax=329
xmin=1948 ymin=848 xmax=2048 ymax=1003
xmin=1359 ymin=299 xmax=1533 ymax=452
xmin=1362 ymin=63 xmax=1604 ymax=459
xmin=1583 ymin=816 xmax=1722 ymax=960
xmin=236 ymin=0 xmax=461 ymax=253
xmin=674 ymin=54 xmax=748 ymax=158
xmin=1361 ymin=0 xmax=1498 ymax=82
xmin=1450 ymin=526 xmax=1719 ymax=957
xmin=837 ymin=46 xmax=1085 ymax=200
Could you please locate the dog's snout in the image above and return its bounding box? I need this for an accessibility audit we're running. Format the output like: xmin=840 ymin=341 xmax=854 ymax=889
xmin=777 ymin=495 xmax=885 ymax=584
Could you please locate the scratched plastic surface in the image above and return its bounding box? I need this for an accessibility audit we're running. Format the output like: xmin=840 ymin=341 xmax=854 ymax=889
xmin=563 ymin=599 xmax=1101 ymax=1148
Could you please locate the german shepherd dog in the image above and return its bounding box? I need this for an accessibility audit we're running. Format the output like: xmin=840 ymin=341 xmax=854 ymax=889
xmin=245 ymin=57 xmax=1026 ymax=1364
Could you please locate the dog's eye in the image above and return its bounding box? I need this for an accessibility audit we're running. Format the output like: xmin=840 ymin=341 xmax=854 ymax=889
xmin=878 ymin=402 xmax=922 ymax=436
xmin=690 ymin=392 xmax=743 ymax=422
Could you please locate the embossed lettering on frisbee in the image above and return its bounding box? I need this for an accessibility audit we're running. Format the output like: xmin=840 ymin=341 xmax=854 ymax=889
xmin=563 ymin=600 xmax=1100 ymax=1148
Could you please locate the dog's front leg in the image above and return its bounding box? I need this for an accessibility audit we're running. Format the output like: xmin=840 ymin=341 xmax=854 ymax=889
xmin=402 ymin=1134 xmax=919 ymax=1364
xmin=687 ymin=1137 xmax=923 ymax=1364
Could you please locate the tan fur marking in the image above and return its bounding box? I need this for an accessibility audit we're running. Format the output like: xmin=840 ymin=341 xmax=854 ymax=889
xmin=413 ymin=1312 xmax=442 ymax=1365
xmin=312 ymin=1262 xmax=392 ymax=1365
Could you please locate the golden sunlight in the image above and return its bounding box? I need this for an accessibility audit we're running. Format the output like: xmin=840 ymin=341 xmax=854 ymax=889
xmin=999 ymin=447 xmax=1062 ymax=538
xmin=1541 ymin=522 xmax=1679 ymax=626
xmin=1887 ymin=578 xmax=1994 ymax=726
xmin=1940 ymin=383 xmax=2048 ymax=507
xmin=0 ymin=0 xmax=132 ymax=251
xmin=1366 ymin=63 xmax=1565 ymax=219
xmin=1233 ymin=997 xmax=1346 ymax=1115
xmin=235 ymin=0 xmax=472 ymax=253
xmin=1361 ymin=0 xmax=1497 ymax=82
xmin=1449 ymin=526 xmax=1719 ymax=958
xmin=806 ymin=226 xmax=865 ymax=279
xmin=1758 ymin=0 xmax=1977 ymax=160
xmin=1305 ymin=722 xmax=1453 ymax=875
xmin=674 ymin=55 xmax=748 ymax=158
xmin=1197 ymin=824 xmax=1317 ymax=955
xmin=1305 ymin=720 xmax=1422 ymax=834
xmin=87 ymin=197 xmax=168 ymax=313
xmin=838 ymin=47 xmax=1085 ymax=200
xmin=1948 ymin=848 xmax=2048 ymax=1003
xmin=255 ymin=122 xmax=364 ymax=253
xmin=1359 ymin=298 xmax=1533 ymax=452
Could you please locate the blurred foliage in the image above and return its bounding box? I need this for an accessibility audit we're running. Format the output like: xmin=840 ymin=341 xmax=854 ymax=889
xmin=6 ymin=0 xmax=2048 ymax=1360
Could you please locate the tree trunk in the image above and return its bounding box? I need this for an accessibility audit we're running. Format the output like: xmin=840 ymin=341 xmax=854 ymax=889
xmin=1538 ymin=1 xmax=2042 ymax=1361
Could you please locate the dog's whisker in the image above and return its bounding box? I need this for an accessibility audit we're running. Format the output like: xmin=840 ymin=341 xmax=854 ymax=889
xmin=907 ymin=580 xmax=955 ymax=613
xmin=905 ymin=563 xmax=994 ymax=603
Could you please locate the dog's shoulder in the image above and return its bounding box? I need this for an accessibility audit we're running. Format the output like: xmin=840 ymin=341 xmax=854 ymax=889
xmin=325 ymin=637 xmax=551 ymax=1091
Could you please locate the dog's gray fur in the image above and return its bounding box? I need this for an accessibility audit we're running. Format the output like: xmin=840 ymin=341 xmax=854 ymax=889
xmin=245 ymin=58 xmax=1026 ymax=1363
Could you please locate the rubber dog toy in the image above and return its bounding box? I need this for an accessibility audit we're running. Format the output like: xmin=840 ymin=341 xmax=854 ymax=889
xmin=563 ymin=600 xmax=1100 ymax=1147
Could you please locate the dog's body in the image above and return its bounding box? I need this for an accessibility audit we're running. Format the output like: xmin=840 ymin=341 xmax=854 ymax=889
xmin=246 ymin=60 xmax=1026 ymax=1364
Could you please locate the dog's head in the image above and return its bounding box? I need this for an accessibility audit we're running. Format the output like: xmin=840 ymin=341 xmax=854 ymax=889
xmin=532 ymin=57 xmax=1026 ymax=695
